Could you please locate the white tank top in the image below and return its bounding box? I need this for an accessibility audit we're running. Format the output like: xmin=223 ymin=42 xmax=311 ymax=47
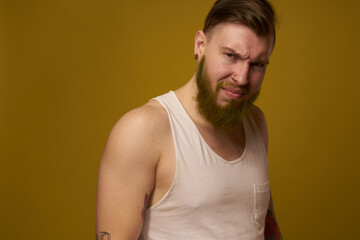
xmin=139 ymin=91 xmax=270 ymax=240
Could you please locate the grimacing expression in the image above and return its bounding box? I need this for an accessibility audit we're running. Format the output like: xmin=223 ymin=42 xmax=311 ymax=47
xmin=195 ymin=23 xmax=274 ymax=130
xmin=196 ymin=56 xmax=259 ymax=130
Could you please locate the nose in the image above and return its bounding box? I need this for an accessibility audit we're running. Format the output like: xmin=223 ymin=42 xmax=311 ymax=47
xmin=231 ymin=62 xmax=249 ymax=86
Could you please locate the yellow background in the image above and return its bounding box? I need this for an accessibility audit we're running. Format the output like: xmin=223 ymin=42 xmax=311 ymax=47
xmin=1 ymin=0 xmax=360 ymax=239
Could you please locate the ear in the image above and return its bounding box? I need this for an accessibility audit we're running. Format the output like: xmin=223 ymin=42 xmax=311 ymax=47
xmin=194 ymin=30 xmax=207 ymax=62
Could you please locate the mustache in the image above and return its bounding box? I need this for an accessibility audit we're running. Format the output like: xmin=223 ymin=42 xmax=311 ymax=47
xmin=216 ymin=81 xmax=248 ymax=93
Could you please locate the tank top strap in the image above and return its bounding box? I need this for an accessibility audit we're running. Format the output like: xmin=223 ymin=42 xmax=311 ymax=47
xmin=152 ymin=91 xmax=194 ymax=126
xmin=242 ymin=109 xmax=268 ymax=170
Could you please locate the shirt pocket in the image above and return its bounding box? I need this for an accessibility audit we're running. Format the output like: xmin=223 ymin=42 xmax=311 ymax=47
xmin=254 ymin=181 xmax=270 ymax=225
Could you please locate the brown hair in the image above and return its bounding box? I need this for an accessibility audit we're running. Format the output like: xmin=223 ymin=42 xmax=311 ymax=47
xmin=203 ymin=0 xmax=277 ymax=45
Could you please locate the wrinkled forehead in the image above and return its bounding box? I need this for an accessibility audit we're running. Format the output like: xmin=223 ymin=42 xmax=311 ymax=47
xmin=205 ymin=22 xmax=274 ymax=57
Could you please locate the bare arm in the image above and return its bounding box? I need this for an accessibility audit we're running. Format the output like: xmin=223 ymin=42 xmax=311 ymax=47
xmin=96 ymin=104 xmax=165 ymax=239
xmin=265 ymin=193 xmax=282 ymax=240
xmin=250 ymin=105 xmax=282 ymax=240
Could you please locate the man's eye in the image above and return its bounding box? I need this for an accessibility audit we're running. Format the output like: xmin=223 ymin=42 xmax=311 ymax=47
xmin=226 ymin=53 xmax=234 ymax=58
xmin=251 ymin=62 xmax=265 ymax=69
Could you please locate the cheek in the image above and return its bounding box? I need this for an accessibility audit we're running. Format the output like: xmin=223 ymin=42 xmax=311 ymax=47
xmin=208 ymin=63 xmax=232 ymax=82
xmin=204 ymin=62 xmax=229 ymax=88
xmin=203 ymin=54 xmax=233 ymax=84
xmin=249 ymin=72 xmax=265 ymax=90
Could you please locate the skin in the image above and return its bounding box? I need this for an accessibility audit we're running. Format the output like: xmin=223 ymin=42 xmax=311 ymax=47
xmin=96 ymin=22 xmax=281 ymax=239
xmin=196 ymin=55 xmax=260 ymax=130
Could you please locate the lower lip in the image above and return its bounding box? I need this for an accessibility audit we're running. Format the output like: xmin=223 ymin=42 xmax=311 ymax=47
xmin=222 ymin=88 xmax=245 ymax=100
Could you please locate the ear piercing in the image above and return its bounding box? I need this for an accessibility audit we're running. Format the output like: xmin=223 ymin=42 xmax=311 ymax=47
xmin=194 ymin=54 xmax=199 ymax=60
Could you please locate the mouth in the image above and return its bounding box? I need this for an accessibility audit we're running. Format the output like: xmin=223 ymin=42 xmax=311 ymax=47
xmin=221 ymin=87 xmax=247 ymax=100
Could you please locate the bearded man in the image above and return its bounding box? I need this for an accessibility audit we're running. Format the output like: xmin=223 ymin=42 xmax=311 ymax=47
xmin=96 ymin=0 xmax=282 ymax=239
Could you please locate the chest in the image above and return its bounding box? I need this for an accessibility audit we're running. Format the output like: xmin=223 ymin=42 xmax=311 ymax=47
xmin=196 ymin=123 xmax=246 ymax=162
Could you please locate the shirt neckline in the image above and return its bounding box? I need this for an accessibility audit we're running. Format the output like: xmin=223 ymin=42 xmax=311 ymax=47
xmin=169 ymin=90 xmax=248 ymax=164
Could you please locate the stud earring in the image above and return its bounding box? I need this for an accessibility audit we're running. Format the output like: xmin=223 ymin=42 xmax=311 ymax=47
xmin=194 ymin=54 xmax=199 ymax=60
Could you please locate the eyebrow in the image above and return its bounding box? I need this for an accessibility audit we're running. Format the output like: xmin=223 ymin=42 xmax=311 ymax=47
xmin=221 ymin=46 xmax=270 ymax=65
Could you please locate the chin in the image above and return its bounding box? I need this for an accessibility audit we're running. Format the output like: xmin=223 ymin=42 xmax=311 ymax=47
xmin=217 ymin=97 xmax=246 ymax=108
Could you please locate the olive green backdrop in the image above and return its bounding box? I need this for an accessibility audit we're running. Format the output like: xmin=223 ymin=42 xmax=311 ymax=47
xmin=1 ymin=0 xmax=359 ymax=239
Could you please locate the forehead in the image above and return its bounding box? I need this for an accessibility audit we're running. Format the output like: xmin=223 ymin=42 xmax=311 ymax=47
xmin=205 ymin=22 xmax=274 ymax=59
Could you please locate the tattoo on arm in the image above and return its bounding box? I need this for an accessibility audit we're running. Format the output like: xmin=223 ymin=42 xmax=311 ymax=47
xmin=96 ymin=231 xmax=111 ymax=240
xmin=141 ymin=193 xmax=151 ymax=220
xmin=95 ymin=194 xmax=150 ymax=240
xmin=265 ymin=209 xmax=282 ymax=240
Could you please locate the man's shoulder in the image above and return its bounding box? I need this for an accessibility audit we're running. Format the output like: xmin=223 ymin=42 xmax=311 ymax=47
xmin=125 ymin=100 xmax=168 ymax=126
xmin=111 ymin=100 xmax=170 ymax=141
xmin=249 ymin=104 xmax=266 ymax=123
xmin=103 ymin=100 xmax=170 ymax=167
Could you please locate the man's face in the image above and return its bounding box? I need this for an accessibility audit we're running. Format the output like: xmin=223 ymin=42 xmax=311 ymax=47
xmin=195 ymin=23 xmax=274 ymax=130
